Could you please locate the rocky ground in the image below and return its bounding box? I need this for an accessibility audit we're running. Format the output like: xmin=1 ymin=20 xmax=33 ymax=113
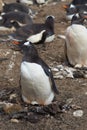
xmin=0 ymin=0 xmax=87 ymax=130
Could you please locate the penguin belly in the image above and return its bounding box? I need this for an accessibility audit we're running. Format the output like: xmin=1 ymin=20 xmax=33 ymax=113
xmin=20 ymin=62 xmax=54 ymax=105
xmin=65 ymin=24 xmax=87 ymax=67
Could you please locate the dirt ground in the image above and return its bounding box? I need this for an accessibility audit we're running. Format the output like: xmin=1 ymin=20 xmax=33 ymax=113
xmin=0 ymin=0 xmax=87 ymax=130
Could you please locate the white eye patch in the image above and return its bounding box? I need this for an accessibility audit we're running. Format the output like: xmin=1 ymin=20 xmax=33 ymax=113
xmin=83 ymin=11 xmax=87 ymax=14
xmin=46 ymin=15 xmax=55 ymax=19
xmin=24 ymin=41 xmax=31 ymax=46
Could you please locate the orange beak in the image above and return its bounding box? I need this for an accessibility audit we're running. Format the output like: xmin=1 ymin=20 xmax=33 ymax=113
xmin=63 ymin=5 xmax=69 ymax=9
xmin=12 ymin=40 xmax=20 ymax=45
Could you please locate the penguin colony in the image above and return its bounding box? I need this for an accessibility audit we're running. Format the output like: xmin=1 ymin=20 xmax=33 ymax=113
xmin=1 ymin=0 xmax=87 ymax=105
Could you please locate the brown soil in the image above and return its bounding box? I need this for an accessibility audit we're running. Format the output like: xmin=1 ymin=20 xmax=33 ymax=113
xmin=0 ymin=0 xmax=87 ymax=130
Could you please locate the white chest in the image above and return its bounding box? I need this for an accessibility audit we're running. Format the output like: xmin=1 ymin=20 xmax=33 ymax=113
xmin=65 ymin=24 xmax=87 ymax=66
xmin=20 ymin=62 xmax=54 ymax=105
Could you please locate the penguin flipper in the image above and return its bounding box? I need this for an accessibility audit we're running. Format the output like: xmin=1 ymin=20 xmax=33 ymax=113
xmin=39 ymin=59 xmax=59 ymax=94
xmin=64 ymin=42 xmax=73 ymax=67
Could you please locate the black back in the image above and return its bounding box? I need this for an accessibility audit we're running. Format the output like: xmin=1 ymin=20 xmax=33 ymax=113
xmin=0 ymin=11 xmax=33 ymax=28
xmin=3 ymin=3 xmax=29 ymax=14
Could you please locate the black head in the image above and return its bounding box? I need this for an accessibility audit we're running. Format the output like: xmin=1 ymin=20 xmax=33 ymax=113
xmin=22 ymin=41 xmax=38 ymax=62
xmin=71 ymin=14 xmax=84 ymax=25
xmin=45 ymin=15 xmax=55 ymax=30
xmin=66 ymin=7 xmax=77 ymax=15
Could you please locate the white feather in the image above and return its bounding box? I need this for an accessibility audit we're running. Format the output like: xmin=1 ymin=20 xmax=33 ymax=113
xmin=36 ymin=0 xmax=45 ymax=4
xmin=2 ymin=2 xmax=5 ymax=6
xmin=24 ymin=41 xmax=30 ymax=46
xmin=1 ymin=12 xmax=5 ymax=15
xmin=19 ymin=0 xmax=33 ymax=5
xmin=58 ymin=34 xmax=66 ymax=40
xmin=27 ymin=30 xmax=46 ymax=43
xmin=0 ymin=26 xmax=15 ymax=31
xmin=45 ymin=34 xmax=55 ymax=42
xmin=21 ymin=62 xmax=54 ymax=105
xmin=70 ymin=4 xmax=75 ymax=8
xmin=66 ymin=14 xmax=74 ymax=21
xmin=0 ymin=16 xmax=2 ymax=20
xmin=65 ymin=24 xmax=87 ymax=66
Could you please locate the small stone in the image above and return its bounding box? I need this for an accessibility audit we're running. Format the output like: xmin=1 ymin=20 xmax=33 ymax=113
xmin=73 ymin=110 xmax=83 ymax=117
xmin=10 ymin=94 xmax=17 ymax=100
xmin=66 ymin=98 xmax=73 ymax=104
xmin=57 ymin=65 xmax=64 ymax=70
xmin=84 ymin=74 xmax=87 ymax=78
xmin=51 ymin=67 xmax=58 ymax=72
xmin=11 ymin=119 xmax=19 ymax=123
xmin=71 ymin=105 xmax=81 ymax=110
xmin=52 ymin=2 xmax=57 ymax=5
xmin=85 ymin=92 xmax=87 ymax=95
xmin=54 ymin=74 xmax=64 ymax=79
xmin=66 ymin=73 xmax=74 ymax=78
xmin=61 ymin=0 xmax=66 ymax=1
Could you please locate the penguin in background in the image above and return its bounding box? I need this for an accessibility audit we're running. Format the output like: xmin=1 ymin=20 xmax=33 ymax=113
xmin=63 ymin=0 xmax=87 ymax=20
xmin=1 ymin=2 xmax=37 ymax=19
xmin=65 ymin=14 xmax=87 ymax=68
xmin=9 ymin=15 xmax=55 ymax=44
xmin=0 ymin=11 xmax=33 ymax=31
xmin=20 ymin=41 xmax=59 ymax=105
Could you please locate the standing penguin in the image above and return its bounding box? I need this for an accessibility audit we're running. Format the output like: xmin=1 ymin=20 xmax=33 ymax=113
xmin=20 ymin=41 xmax=59 ymax=105
xmin=65 ymin=14 xmax=87 ymax=68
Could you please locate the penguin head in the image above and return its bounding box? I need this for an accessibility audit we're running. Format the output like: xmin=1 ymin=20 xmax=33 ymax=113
xmin=45 ymin=15 xmax=55 ymax=30
xmin=71 ymin=11 xmax=87 ymax=25
xmin=66 ymin=7 xmax=77 ymax=15
xmin=23 ymin=41 xmax=37 ymax=53
xmin=63 ymin=4 xmax=75 ymax=11
xmin=71 ymin=13 xmax=84 ymax=25
xmin=46 ymin=15 xmax=55 ymax=23
xmin=22 ymin=41 xmax=38 ymax=62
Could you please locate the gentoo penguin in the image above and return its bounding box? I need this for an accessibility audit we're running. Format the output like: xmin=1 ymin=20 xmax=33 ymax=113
xmin=1 ymin=2 xmax=36 ymax=18
xmin=64 ymin=4 xmax=87 ymax=21
xmin=9 ymin=15 xmax=55 ymax=44
xmin=63 ymin=0 xmax=87 ymax=20
xmin=64 ymin=0 xmax=87 ymax=9
xmin=20 ymin=41 xmax=59 ymax=105
xmin=0 ymin=15 xmax=16 ymax=31
xmin=12 ymin=30 xmax=47 ymax=47
xmin=0 ymin=11 xmax=33 ymax=31
xmin=65 ymin=15 xmax=87 ymax=68
xmin=70 ymin=0 xmax=87 ymax=8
